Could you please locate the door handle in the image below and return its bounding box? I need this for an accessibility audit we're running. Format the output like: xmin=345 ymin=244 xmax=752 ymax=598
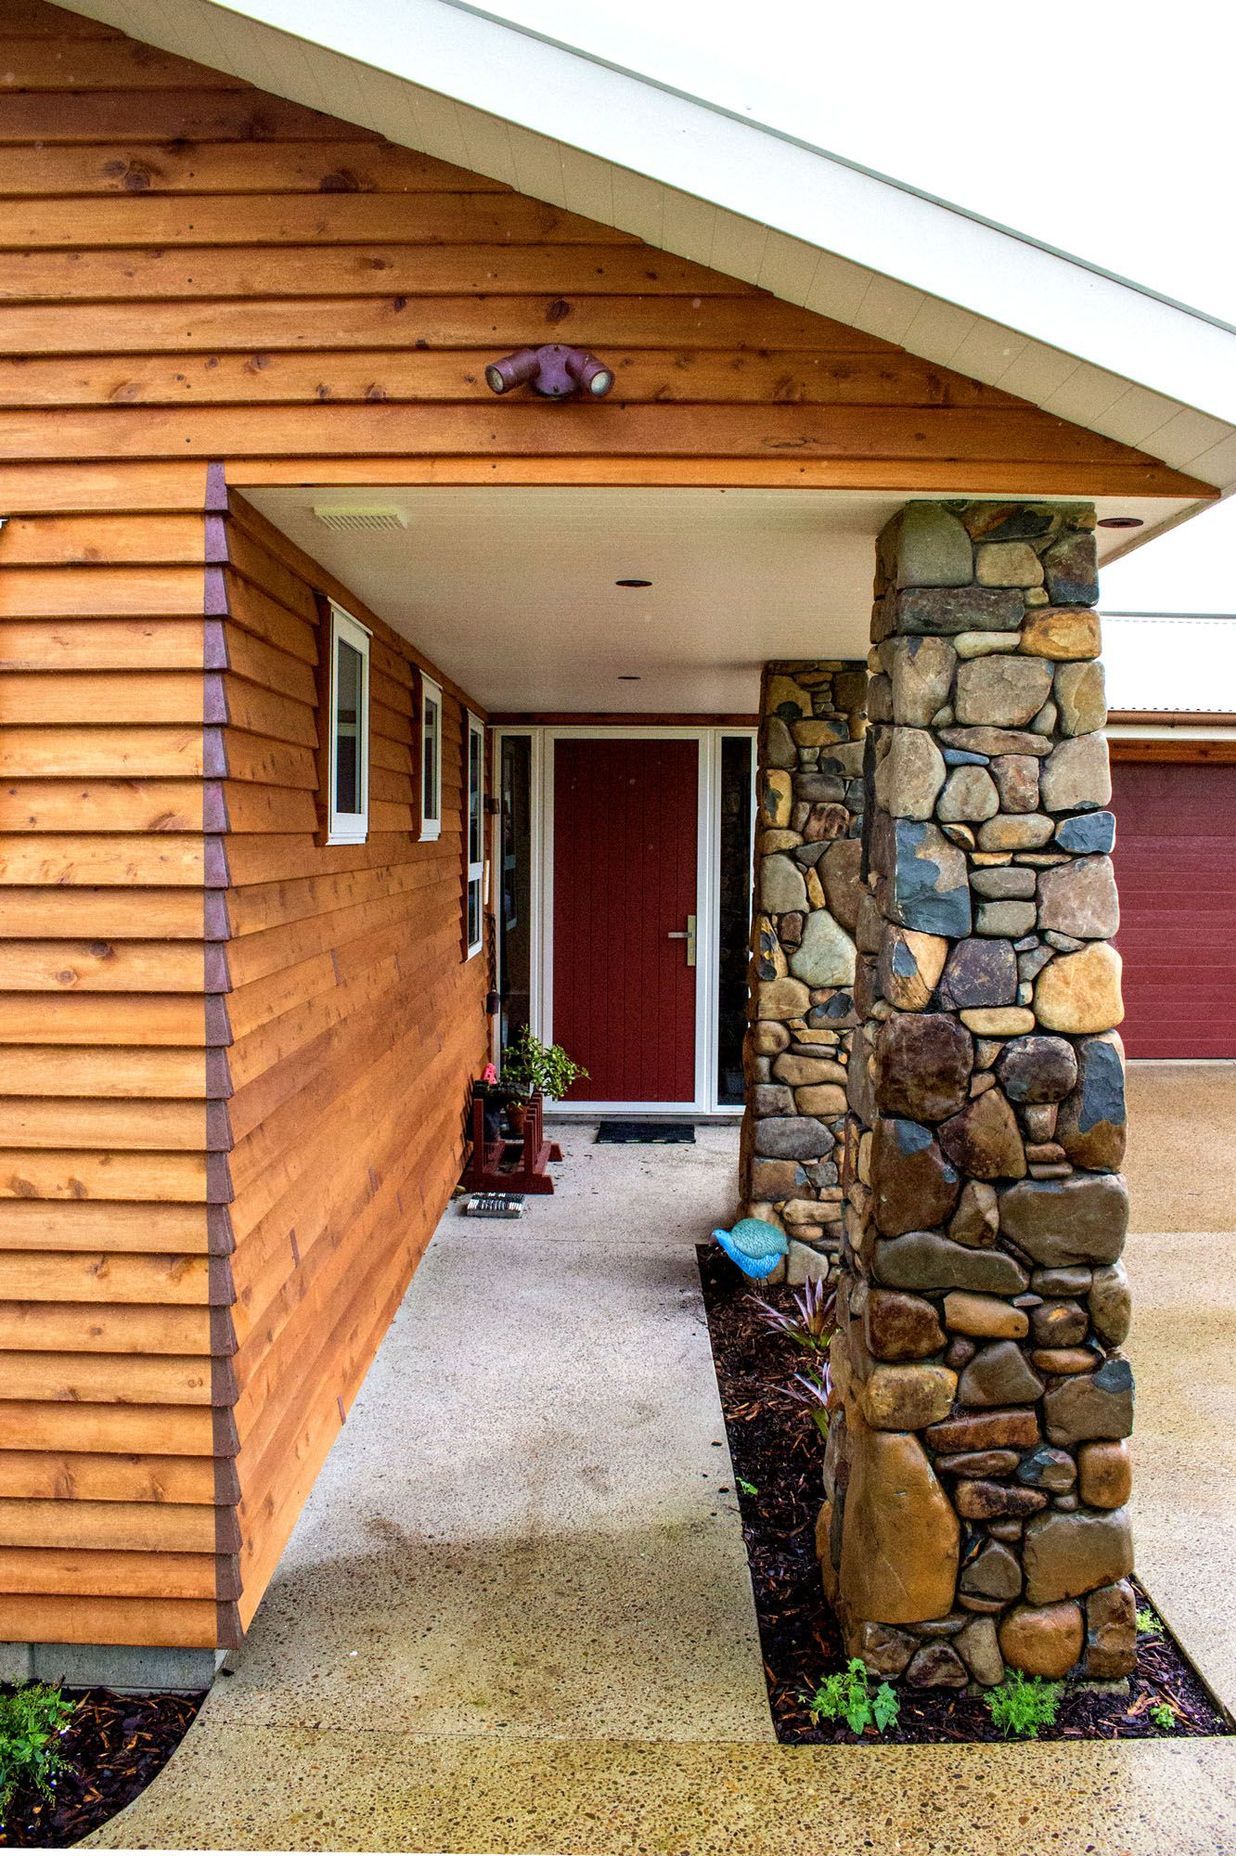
xmin=667 ymin=914 xmax=697 ymax=967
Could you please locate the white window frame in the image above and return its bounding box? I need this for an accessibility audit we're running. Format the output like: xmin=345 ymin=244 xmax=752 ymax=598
xmin=325 ymin=602 xmax=371 ymax=846
xmin=465 ymin=710 xmax=486 ymax=960
xmin=420 ymin=675 xmax=443 ymax=843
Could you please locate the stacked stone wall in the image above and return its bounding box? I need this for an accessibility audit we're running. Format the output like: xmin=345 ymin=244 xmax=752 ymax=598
xmin=820 ymin=501 xmax=1135 ymax=1690
xmin=740 ymin=661 xmax=867 ymax=1281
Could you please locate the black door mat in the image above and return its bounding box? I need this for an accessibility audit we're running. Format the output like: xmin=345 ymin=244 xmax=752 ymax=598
xmin=595 ymin=1120 xmax=696 ymax=1144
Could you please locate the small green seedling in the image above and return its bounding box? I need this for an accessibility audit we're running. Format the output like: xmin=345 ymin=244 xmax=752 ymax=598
xmin=808 ymin=1658 xmax=900 ymax=1736
xmin=1149 ymin=1701 xmax=1178 ymax=1732
xmin=985 ymin=1670 xmax=1063 ymax=1739
xmin=1136 ymin=1606 xmax=1163 ymax=1634
xmin=737 ymin=1477 xmax=758 ymax=1497
xmin=0 ymin=1684 xmax=75 ymax=1814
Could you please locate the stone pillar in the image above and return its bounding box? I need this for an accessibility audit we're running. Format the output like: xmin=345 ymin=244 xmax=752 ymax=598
xmin=820 ymin=502 xmax=1135 ymax=1691
xmin=740 ymin=659 xmax=867 ymax=1282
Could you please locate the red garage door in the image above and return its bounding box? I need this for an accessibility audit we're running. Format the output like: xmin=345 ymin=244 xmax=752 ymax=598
xmin=1110 ymin=760 xmax=1236 ymax=1058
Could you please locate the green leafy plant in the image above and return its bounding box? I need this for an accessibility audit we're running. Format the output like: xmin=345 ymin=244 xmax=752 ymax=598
xmin=985 ymin=1671 xmax=1063 ymax=1739
xmin=787 ymin=1362 xmax=833 ymax=1440
xmin=807 ymin=1658 xmax=899 ymax=1736
xmin=1136 ymin=1606 xmax=1163 ymax=1634
xmin=1149 ymin=1700 xmax=1177 ymax=1732
xmin=0 ymin=1684 xmax=75 ymax=1814
xmin=498 ymin=1027 xmax=588 ymax=1102
xmin=737 ymin=1477 xmax=758 ymax=1497
xmin=752 ymin=1278 xmax=836 ymax=1353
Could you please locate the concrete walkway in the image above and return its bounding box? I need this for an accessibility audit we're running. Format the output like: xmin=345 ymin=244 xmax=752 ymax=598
xmin=93 ymin=1077 xmax=1236 ymax=1854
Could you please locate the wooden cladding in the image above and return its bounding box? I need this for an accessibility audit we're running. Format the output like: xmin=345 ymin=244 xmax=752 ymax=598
xmin=0 ymin=0 xmax=1211 ymax=497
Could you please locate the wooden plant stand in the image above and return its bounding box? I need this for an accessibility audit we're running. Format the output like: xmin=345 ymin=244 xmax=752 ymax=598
xmin=461 ymin=1089 xmax=563 ymax=1195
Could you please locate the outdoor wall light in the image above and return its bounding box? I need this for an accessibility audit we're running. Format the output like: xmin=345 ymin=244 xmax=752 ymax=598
xmin=484 ymin=344 xmax=615 ymax=399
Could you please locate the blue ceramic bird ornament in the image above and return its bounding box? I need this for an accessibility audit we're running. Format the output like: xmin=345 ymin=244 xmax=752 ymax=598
xmin=712 ymin=1217 xmax=788 ymax=1280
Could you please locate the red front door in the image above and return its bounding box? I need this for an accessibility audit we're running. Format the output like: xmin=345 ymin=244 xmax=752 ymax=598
xmin=552 ymin=737 xmax=699 ymax=1102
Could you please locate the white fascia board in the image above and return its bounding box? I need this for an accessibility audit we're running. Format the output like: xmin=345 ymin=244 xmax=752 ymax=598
xmin=191 ymin=0 xmax=1236 ymax=429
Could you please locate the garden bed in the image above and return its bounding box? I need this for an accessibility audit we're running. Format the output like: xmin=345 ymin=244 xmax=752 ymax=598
xmin=697 ymin=1243 xmax=1231 ymax=1744
xmin=0 ymin=1685 xmax=202 ymax=1848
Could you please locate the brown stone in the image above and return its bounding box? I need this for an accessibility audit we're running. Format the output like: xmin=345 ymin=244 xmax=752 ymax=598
xmin=925 ymin=1408 xmax=1040 ymax=1453
xmin=757 ymin=976 xmax=812 ymax=1019
xmin=1023 ymin=1505 xmax=1133 ymax=1604
xmin=905 ymin=1642 xmax=969 ymax=1688
xmin=752 ymin=1020 xmax=792 ymax=1057
xmin=1032 ymin=1346 xmax=1099 ymax=1375
xmin=872 ymin=1117 xmax=961 ymax=1237
xmin=1090 ymin=1263 xmax=1131 ymax=1346
xmin=876 ymin=925 xmax=949 ymax=1011
xmin=839 ymin=1427 xmax=961 ymax=1625
xmin=989 ymin=755 xmax=1040 ymax=813
xmin=1056 ymin=1032 xmax=1127 ymax=1173
xmin=940 ymin=726 xmax=1052 ymax=759
xmin=960 ymin=1006 xmax=1036 ymax=1036
xmin=749 ymin=1158 xmax=807 ymax=1200
xmin=939 ymin=1088 xmax=1026 ymax=1181
xmin=937 ymin=764 xmax=1000 ymax=822
xmin=821 ymin=838 xmax=864 ymax=934
xmin=1078 ymin=1440 xmax=1133 ymax=1509
xmin=1031 ymin=1301 xmax=1088 ymax=1348
xmin=1044 ymin=1358 xmax=1133 ymax=1444
xmin=997 ymin=1034 xmax=1078 ymax=1104
xmin=774 ymin=1053 xmax=845 ymax=1087
xmin=873 ymin=1231 xmax=1028 ymax=1296
xmin=998 ymin=1173 xmax=1129 ymax=1268
xmin=976 ymin=540 xmax=1043 ymax=588
xmin=1084 ymin=1579 xmax=1137 ymax=1679
xmin=1055 ymin=659 xmax=1107 ymax=736
xmin=886 ymin=633 xmax=958 ymax=725
xmin=955 ymin=1614 xmax=1005 ymax=1686
xmin=863 ymin=1363 xmax=957 ymax=1430
xmin=1037 ymin=856 xmax=1120 ymax=941
xmin=955 ymin=1480 xmax=1049 ymax=1520
xmin=934 ymin=1448 xmax=1021 ymax=1477
xmin=948 ymin=1180 xmax=1000 ymax=1248
xmin=1039 ymin=732 xmax=1111 ymax=813
xmin=796 ymin=1084 xmax=849 ymax=1116
xmin=999 ymin=1601 xmax=1084 ymax=1678
xmin=954 ymin=655 xmax=1054 ymax=729
xmin=938 ymin=937 xmax=1018 ymax=1012
xmin=956 ymin=1340 xmax=1043 ymax=1408
xmin=853 ymin=1619 xmax=916 ymax=1678
xmin=961 ymin=1540 xmax=1023 ymax=1600
xmin=977 ymin=813 xmax=1056 ymax=851
xmin=864 ymin=1288 xmax=947 ymax=1362
xmin=875 ymin=1011 xmax=973 ymax=1122
xmin=943 ymin=1292 xmax=1029 ymax=1340
xmin=1019 ymin=607 xmax=1101 ymax=660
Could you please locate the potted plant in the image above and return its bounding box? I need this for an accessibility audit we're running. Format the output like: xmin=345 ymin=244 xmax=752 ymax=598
xmin=498 ymin=1027 xmax=588 ymax=1134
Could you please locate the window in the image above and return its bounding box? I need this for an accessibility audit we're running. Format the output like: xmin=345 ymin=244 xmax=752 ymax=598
xmin=421 ymin=675 xmax=443 ymax=842
xmin=326 ymin=602 xmax=370 ymax=844
xmin=465 ymin=711 xmax=485 ymax=958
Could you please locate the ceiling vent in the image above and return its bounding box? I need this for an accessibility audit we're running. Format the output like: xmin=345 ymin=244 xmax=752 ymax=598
xmin=312 ymin=505 xmax=408 ymax=534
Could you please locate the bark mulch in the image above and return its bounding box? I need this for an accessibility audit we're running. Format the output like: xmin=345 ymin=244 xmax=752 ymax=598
xmin=0 ymin=1686 xmax=203 ymax=1848
xmin=698 ymin=1243 xmax=1233 ymax=1745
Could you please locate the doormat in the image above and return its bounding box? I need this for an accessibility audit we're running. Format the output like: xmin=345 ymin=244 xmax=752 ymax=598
xmin=595 ymin=1120 xmax=696 ymax=1145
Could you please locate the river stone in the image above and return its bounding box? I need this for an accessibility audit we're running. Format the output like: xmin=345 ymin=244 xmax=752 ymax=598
xmin=1042 ymin=531 xmax=1100 ymax=607
xmin=998 ymin=1173 xmax=1128 ymax=1267
xmin=750 ymin=1158 xmax=809 ymax=1200
xmin=1078 ymin=1441 xmax=1133 ymax=1509
xmin=934 ymin=1448 xmax=1021 ymax=1476
xmin=989 ymin=754 xmax=1040 ymax=814
xmin=875 ymin=727 xmax=947 ymax=819
xmin=756 ymin=977 xmax=812 ymax=1021
xmin=1034 ymin=941 xmax=1123 ymax=1035
xmin=1031 ymin=1301 xmax=1089 ymax=1348
xmin=761 ymin=770 xmax=794 ymax=828
xmin=839 ymin=1427 xmax=960 ymax=1624
xmin=937 ymin=765 xmax=1000 ymax=822
xmin=1037 ymin=856 xmax=1119 ymax=941
xmin=887 ymin=634 xmax=958 ymax=725
xmin=955 ymin=1480 xmax=1048 ymax=1520
xmin=997 ymin=1035 xmax=1078 ymax=1104
xmin=872 ymin=1118 xmax=961 ymax=1236
xmin=955 ymin=1615 xmax=1004 ymax=1686
xmin=752 ymin=1020 xmax=791 ymax=1057
xmin=796 ymin=1084 xmax=848 ymax=1117
xmin=1055 ymin=658 xmax=1106 ymax=736
xmin=939 ymin=1089 xmax=1026 ymax=1181
xmin=1017 ymin=1445 xmax=1077 ymax=1493
xmin=926 ymin=1407 xmax=1040 ymax=1452
xmin=874 ymin=1231 xmax=1028 ymax=1296
xmin=941 ymin=726 xmax=1052 ymax=758
xmin=960 ymin=1007 xmax=1036 ymax=1036
xmin=894 ymin=503 xmax=974 ymax=587
xmin=1032 ymin=1265 xmax=1092 ymax=1297
xmin=864 ymin=1288 xmax=946 ymax=1361
xmin=1055 ymin=809 xmax=1115 ymax=854
xmin=955 ymin=655 xmax=1054 ymax=728
xmin=760 ymin=853 xmax=810 ymax=916
xmin=766 ymin=673 xmax=812 ymax=719
xmin=975 ymin=540 xmax=1043 ymax=588
xmin=1044 ymin=1357 xmax=1134 ymax=1444
xmin=971 ymin=866 xmax=1036 ymax=901
xmin=1090 ymin=1262 xmax=1131 ymax=1346
xmin=961 ymin=1540 xmax=1023 ymax=1600
xmin=943 ymin=1292 xmax=1028 ymax=1340
xmin=1056 ymin=1033 xmax=1126 ymax=1171
xmin=877 ymin=925 xmax=949 ymax=1011
xmin=863 ymin=1362 xmax=957 ymax=1429
xmin=875 ymin=1012 xmax=973 ymax=1121
xmin=765 ymin=713 xmax=797 ymax=769
xmin=1040 ymin=732 xmax=1111 ymax=812
xmin=976 ymin=812 xmax=1055 ymax=851
xmin=905 ymin=1642 xmax=969 ymax=1688
xmin=999 ymin=1601 xmax=1084 ymax=1678
xmin=821 ymin=839 xmax=864 ymax=933
xmin=886 ymin=820 xmax=972 ymax=938
xmin=957 ymin=1340 xmax=1043 ymax=1407
xmin=948 ymin=1180 xmax=1000 ymax=1247
xmin=1020 ymin=605 xmax=1101 ymax=660
xmin=895 ymin=586 xmax=1023 ymax=636
xmin=790 ymin=909 xmax=857 ymax=987
xmin=1023 ymin=1505 xmax=1133 ymax=1604
xmin=752 ymin=1084 xmax=795 ymax=1117
xmin=1085 ymin=1579 xmax=1136 ymax=1679
xmin=754 ymin=1116 xmax=836 ymax=1160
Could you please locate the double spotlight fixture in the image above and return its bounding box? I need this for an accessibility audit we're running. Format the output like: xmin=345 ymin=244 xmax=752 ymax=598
xmin=484 ymin=343 xmax=615 ymax=399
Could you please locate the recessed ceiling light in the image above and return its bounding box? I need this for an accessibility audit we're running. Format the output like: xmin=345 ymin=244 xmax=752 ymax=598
xmin=617 ymin=674 xmax=641 ymax=681
xmin=1097 ymin=516 xmax=1144 ymax=530
xmin=615 ymin=578 xmax=652 ymax=588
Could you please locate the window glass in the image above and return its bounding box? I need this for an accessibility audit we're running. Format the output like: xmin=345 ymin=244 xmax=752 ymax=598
xmin=466 ymin=712 xmax=485 ymax=958
xmin=334 ymin=638 xmax=362 ymax=816
xmin=421 ymin=678 xmax=442 ymax=841
xmin=326 ymin=604 xmax=370 ymax=845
